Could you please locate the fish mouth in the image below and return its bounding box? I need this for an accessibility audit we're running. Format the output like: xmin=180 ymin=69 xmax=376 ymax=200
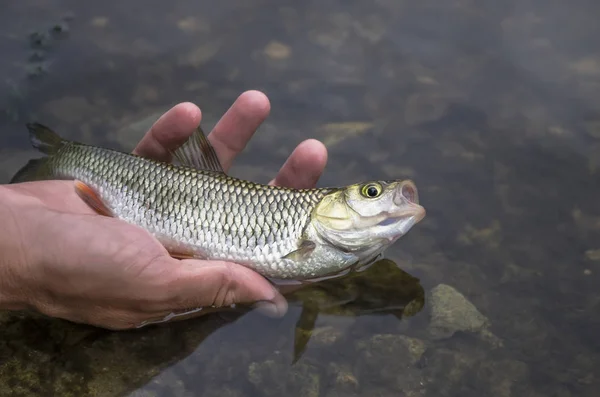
xmin=377 ymin=205 xmax=426 ymax=228
xmin=390 ymin=180 xmax=426 ymax=223
xmin=378 ymin=180 xmax=426 ymax=235
xmin=375 ymin=212 xmax=422 ymax=242
xmin=394 ymin=180 xmax=420 ymax=205
xmin=410 ymin=204 xmax=426 ymax=222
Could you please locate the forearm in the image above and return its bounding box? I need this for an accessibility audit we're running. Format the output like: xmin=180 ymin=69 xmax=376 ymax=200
xmin=0 ymin=185 xmax=33 ymax=310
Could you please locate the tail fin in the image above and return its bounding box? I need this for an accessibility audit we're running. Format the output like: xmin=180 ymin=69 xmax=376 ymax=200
xmin=26 ymin=122 xmax=67 ymax=154
xmin=10 ymin=159 xmax=52 ymax=183
xmin=10 ymin=123 xmax=67 ymax=183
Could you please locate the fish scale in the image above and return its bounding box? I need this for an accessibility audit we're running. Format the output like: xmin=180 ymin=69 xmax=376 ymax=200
xmin=41 ymin=142 xmax=333 ymax=278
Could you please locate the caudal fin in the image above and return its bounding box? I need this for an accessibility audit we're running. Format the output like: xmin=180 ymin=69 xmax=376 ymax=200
xmin=10 ymin=158 xmax=51 ymax=183
xmin=26 ymin=122 xmax=67 ymax=154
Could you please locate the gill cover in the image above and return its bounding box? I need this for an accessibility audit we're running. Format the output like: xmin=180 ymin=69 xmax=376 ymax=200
xmin=313 ymin=189 xmax=354 ymax=230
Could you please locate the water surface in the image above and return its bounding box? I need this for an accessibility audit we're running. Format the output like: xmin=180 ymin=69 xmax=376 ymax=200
xmin=1 ymin=0 xmax=600 ymax=396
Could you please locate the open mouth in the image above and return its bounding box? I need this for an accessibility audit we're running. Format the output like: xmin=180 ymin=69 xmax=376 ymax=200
xmin=377 ymin=205 xmax=426 ymax=228
xmin=401 ymin=181 xmax=419 ymax=204
xmin=393 ymin=180 xmax=422 ymax=205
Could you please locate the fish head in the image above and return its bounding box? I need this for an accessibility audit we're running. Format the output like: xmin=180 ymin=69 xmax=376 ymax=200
xmin=312 ymin=179 xmax=426 ymax=260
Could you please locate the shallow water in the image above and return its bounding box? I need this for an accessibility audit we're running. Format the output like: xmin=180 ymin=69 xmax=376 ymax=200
xmin=1 ymin=0 xmax=600 ymax=396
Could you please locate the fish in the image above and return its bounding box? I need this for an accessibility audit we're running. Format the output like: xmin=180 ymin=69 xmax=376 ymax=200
xmin=10 ymin=122 xmax=426 ymax=281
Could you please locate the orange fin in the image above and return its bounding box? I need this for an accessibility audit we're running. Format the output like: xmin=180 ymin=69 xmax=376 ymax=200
xmin=170 ymin=251 xmax=196 ymax=260
xmin=74 ymin=180 xmax=112 ymax=216
xmin=169 ymin=246 xmax=204 ymax=260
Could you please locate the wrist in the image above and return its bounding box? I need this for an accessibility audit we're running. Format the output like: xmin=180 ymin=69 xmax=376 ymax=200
xmin=0 ymin=185 xmax=35 ymax=310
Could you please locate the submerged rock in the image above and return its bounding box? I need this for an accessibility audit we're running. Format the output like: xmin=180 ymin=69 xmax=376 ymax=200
xmin=327 ymin=363 xmax=359 ymax=392
xmin=404 ymin=92 xmax=451 ymax=126
xmin=354 ymin=334 xmax=428 ymax=394
xmin=427 ymin=284 xmax=502 ymax=347
xmin=248 ymin=359 xmax=321 ymax=397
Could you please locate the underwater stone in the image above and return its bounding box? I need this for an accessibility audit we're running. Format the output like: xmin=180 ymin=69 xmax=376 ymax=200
xmin=248 ymin=359 xmax=321 ymax=397
xmin=354 ymin=334 xmax=427 ymax=394
xmin=428 ymin=284 xmax=490 ymax=340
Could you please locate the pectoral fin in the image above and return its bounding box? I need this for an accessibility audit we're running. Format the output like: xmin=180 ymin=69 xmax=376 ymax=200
xmin=170 ymin=251 xmax=196 ymax=260
xmin=282 ymin=240 xmax=316 ymax=261
xmin=74 ymin=180 xmax=113 ymax=216
xmin=169 ymin=250 xmax=195 ymax=259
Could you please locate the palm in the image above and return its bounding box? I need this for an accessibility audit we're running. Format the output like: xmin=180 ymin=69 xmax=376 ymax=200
xmin=61 ymin=214 xmax=168 ymax=278
xmin=22 ymin=180 xmax=171 ymax=281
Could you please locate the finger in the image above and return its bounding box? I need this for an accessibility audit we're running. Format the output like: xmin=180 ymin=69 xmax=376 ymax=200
xmin=208 ymin=90 xmax=271 ymax=171
xmin=132 ymin=102 xmax=202 ymax=162
xmin=269 ymin=139 xmax=328 ymax=189
xmin=163 ymin=258 xmax=288 ymax=318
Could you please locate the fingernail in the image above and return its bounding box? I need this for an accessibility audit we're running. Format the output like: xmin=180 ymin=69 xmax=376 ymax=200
xmin=252 ymin=299 xmax=288 ymax=318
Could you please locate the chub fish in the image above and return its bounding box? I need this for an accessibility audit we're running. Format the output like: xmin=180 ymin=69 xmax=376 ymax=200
xmin=10 ymin=123 xmax=426 ymax=282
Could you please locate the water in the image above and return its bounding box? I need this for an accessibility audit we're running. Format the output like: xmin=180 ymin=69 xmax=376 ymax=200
xmin=1 ymin=0 xmax=600 ymax=395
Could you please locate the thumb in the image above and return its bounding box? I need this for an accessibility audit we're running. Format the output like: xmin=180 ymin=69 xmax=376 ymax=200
xmin=166 ymin=258 xmax=288 ymax=318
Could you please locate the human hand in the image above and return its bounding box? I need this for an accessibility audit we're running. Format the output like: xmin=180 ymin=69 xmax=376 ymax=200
xmin=3 ymin=90 xmax=328 ymax=330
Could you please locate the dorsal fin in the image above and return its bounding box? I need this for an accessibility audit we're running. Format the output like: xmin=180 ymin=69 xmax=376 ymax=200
xmin=170 ymin=125 xmax=224 ymax=172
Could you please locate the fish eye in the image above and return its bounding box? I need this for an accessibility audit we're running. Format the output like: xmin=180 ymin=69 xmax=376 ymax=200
xmin=361 ymin=183 xmax=382 ymax=198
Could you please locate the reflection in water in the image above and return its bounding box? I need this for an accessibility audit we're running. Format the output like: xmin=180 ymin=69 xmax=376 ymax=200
xmin=286 ymin=259 xmax=424 ymax=363
xmin=0 ymin=259 xmax=424 ymax=396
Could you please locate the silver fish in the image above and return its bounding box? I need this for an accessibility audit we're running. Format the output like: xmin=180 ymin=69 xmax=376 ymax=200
xmin=11 ymin=123 xmax=426 ymax=281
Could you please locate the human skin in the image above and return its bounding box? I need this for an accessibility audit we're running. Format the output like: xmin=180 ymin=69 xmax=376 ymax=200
xmin=0 ymin=90 xmax=328 ymax=330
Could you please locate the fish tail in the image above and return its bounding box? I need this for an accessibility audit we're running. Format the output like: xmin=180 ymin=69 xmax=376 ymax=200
xmin=10 ymin=158 xmax=52 ymax=183
xmin=26 ymin=122 xmax=68 ymax=155
xmin=10 ymin=123 xmax=68 ymax=183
